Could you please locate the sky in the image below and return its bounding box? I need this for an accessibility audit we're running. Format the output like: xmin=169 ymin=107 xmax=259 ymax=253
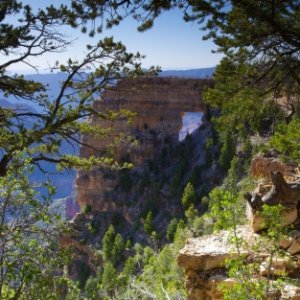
xmin=6 ymin=1 xmax=223 ymax=73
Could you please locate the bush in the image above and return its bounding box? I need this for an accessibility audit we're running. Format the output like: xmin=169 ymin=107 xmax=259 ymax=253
xmin=101 ymin=262 xmax=117 ymax=293
xmin=269 ymin=118 xmax=300 ymax=163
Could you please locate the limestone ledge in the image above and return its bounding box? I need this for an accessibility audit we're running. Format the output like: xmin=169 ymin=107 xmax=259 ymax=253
xmin=177 ymin=225 xmax=300 ymax=300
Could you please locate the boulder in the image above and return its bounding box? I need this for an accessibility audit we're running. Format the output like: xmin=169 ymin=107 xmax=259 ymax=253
xmin=281 ymin=285 xmax=300 ymax=300
xmin=246 ymin=202 xmax=298 ymax=232
xmin=177 ymin=226 xmax=257 ymax=300
xmin=251 ymin=156 xmax=298 ymax=180
xmin=177 ymin=226 xmax=254 ymax=272
xmin=287 ymin=237 xmax=300 ymax=255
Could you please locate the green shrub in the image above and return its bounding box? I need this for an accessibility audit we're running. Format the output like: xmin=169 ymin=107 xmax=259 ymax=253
xmin=269 ymin=118 xmax=300 ymax=163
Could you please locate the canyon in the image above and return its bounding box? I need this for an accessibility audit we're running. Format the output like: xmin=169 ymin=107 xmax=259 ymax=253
xmin=76 ymin=77 xmax=212 ymax=212
xmin=67 ymin=76 xmax=218 ymax=281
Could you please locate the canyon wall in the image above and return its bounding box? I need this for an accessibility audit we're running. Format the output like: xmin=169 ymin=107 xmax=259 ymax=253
xmin=76 ymin=77 xmax=212 ymax=211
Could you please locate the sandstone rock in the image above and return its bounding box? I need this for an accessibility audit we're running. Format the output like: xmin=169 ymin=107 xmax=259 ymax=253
xmin=279 ymin=236 xmax=294 ymax=250
xmin=179 ymin=157 xmax=300 ymax=300
xmin=287 ymin=237 xmax=300 ymax=255
xmin=177 ymin=226 xmax=258 ymax=300
xmin=246 ymin=202 xmax=298 ymax=232
xmin=245 ymin=171 xmax=300 ymax=212
xmin=259 ymin=256 xmax=295 ymax=276
xmin=77 ymin=77 xmax=211 ymax=212
xmin=177 ymin=226 xmax=254 ymax=273
xmin=281 ymin=285 xmax=300 ymax=300
xmin=251 ymin=156 xmax=298 ymax=179
xmin=207 ymin=276 xmax=236 ymax=300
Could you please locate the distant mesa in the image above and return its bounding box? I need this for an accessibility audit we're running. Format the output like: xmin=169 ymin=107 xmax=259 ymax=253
xmin=160 ymin=67 xmax=215 ymax=78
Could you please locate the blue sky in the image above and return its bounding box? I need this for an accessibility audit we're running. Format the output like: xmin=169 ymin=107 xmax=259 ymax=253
xmin=7 ymin=1 xmax=223 ymax=73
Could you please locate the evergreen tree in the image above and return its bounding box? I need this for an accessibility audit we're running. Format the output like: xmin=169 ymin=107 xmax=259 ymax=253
xmin=111 ymin=233 xmax=125 ymax=265
xmin=219 ymin=130 xmax=236 ymax=171
xmin=101 ymin=262 xmax=117 ymax=295
xmin=144 ymin=211 xmax=154 ymax=235
xmin=0 ymin=3 xmax=159 ymax=296
xmin=166 ymin=218 xmax=178 ymax=241
xmin=102 ymin=225 xmax=116 ymax=262
xmin=181 ymin=182 xmax=196 ymax=208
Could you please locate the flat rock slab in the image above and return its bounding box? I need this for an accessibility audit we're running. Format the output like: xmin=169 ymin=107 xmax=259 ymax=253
xmin=177 ymin=226 xmax=256 ymax=272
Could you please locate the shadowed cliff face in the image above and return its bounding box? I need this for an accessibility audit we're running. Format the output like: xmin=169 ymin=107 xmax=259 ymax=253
xmin=77 ymin=77 xmax=212 ymax=211
xmin=66 ymin=77 xmax=220 ymax=283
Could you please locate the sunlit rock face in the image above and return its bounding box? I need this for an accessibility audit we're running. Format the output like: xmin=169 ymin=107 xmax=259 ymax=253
xmin=76 ymin=77 xmax=212 ymax=211
xmin=178 ymin=156 xmax=300 ymax=300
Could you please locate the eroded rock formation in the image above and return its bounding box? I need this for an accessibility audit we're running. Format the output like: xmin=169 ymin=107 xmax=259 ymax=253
xmin=77 ymin=77 xmax=212 ymax=211
xmin=178 ymin=157 xmax=300 ymax=300
xmin=251 ymin=155 xmax=299 ymax=180
xmin=68 ymin=77 xmax=215 ymax=281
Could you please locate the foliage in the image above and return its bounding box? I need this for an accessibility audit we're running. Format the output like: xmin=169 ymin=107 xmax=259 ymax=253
xmin=208 ymin=157 xmax=289 ymax=299
xmin=219 ymin=129 xmax=237 ymax=171
xmin=111 ymin=233 xmax=125 ymax=265
xmin=101 ymin=262 xmax=117 ymax=296
xmin=115 ymin=221 xmax=189 ymax=299
xmin=166 ymin=218 xmax=178 ymax=241
xmin=187 ymin=165 xmax=202 ymax=187
xmin=0 ymin=2 xmax=159 ymax=297
xmin=101 ymin=225 xmax=125 ymax=265
xmin=220 ymin=204 xmax=287 ymax=300
xmin=143 ymin=211 xmax=154 ymax=235
xmin=0 ymin=153 xmax=73 ymax=299
xmin=118 ymin=170 xmax=133 ymax=193
xmin=269 ymin=118 xmax=300 ymax=163
xmin=82 ymin=204 xmax=92 ymax=214
xmin=102 ymin=225 xmax=116 ymax=262
xmin=181 ymin=182 xmax=196 ymax=208
xmin=2 ymin=1 xmax=300 ymax=298
xmin=83 ymin=222 xmax=190 ymax=299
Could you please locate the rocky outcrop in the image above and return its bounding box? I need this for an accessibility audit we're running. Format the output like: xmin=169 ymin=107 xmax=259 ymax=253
xmin=178 ymin=226 xmax=300 ymax=300
xmin=245 ymin=170 xmax=300 ymax=232
xmin=178 ymin=157 xmax=300 ymax=300
xmin=77 ymin=77 xmax=212 ymax=211
xmin=177 ymin=226 xmax=257 ymax=300
xmin=251 ymin=155 xmax=299 ymax=180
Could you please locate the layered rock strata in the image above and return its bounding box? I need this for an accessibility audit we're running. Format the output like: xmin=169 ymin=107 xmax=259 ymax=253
xmin=77 ymin=77 xmax=212 ymax=211
xmin=67 ymin=77 xmax=214 ymax=281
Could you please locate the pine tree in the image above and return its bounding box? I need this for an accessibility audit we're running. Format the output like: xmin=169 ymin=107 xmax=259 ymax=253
xmin=181 ymin=182 xmax=196 ymax=208
xmin=102 ymin=225 xmax=116 ymax=262
xmin=144 ymin=211 xmax=154 ymax=235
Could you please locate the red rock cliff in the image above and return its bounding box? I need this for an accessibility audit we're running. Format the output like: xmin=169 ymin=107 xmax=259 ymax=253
xmin=76 ymin=77 xmax=212 ymax=211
